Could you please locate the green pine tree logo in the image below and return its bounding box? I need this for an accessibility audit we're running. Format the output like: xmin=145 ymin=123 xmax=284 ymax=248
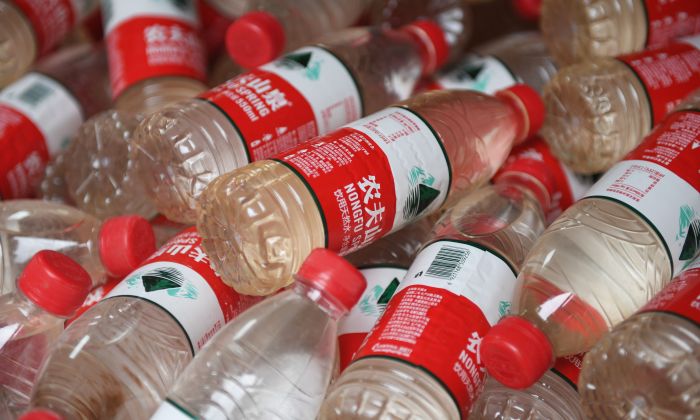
xmin=678 ymin=205 xmax=700 ymax=261
xmin=130 ymin=267 xmax=199 ymax=300
xmin=403 ymin=167 xmax=440 ymax=220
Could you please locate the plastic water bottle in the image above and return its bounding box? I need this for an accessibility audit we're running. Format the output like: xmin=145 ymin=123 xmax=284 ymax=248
xmin=0 ymin=44 xmax=110 ymax=200
xmin=0 ymin=0 xmax=99 ymax=87
xmin=196 ymin=85 xmax=544 ymax=296
xmin=0 ymin=200 xmax=155 ymax=295
xmin=133 ymin=20 xmax=450 ymax=224
xmin=0 ymin=251 xmax=91 ymax=417
xmin=541 ymin=0 xmax=700 ymax=65
xmin=217 ymin=0 xmax=372 ymax=69
xmin=479 ymin=92 xmax=700 ymax=390
xmin=542 ymin=36 xmax=700 ymax=174
xmin=578 ymin=256 xmax=700 ymax=419
xmin=29 ymin=228 xmax=261 ymax=419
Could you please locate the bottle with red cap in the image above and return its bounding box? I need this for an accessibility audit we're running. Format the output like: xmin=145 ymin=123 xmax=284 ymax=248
xmin=0 ymin=44 xmax=110 ymax=200
xmin=213 ymin=0 xmax=372 ymax=69
xmin=479 ymin=90 xmax=700 ymax=390
xmin=196 ymin=84 xmax=545 ymax=296
xmin=0 ymin=200 xmax=156 ymax=296
xmin=0 ymin=251 xmax=91 ymax=417
xmin=133 ymin=20 xmax=451 ymax=224
xmin=150 ymin=248 xmax=365 ymax=419
xmin=578 ymin=256 xmax=700 ymax=419
xmin=30 ymin=227 xmax=261 ymax=418
xmin=0 ymin=0 xmax=99 ymax=87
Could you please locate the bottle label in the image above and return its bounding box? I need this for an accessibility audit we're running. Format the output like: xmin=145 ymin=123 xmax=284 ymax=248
xmin=617 ymin=36 xmax=700 ymax=125
xmin=551 ymin=353 xmax=585 ymax=390
xmin=639 ymin=257 xmax=700 ymax=324
xmin=338 ymin=265 xmax=407 ymax=371
xmin=11 ymin=0 xmax=89 ymax=55
xmin=103 ymin=0 xmax=206 ymax=98
xmin=200 ymin=46 xmax=363 ymax=162
xmin=584 ymin=111 xmax=700 ymax=275
xmin=106 ymin=227 xmax=260 ymax=354
xmin=432 ymin=54 xmax=519 ymax=94
xmin=643 ymin=0 xmax=700 ymax=49
xmin=354 ymin=240 xmax=517 ymax=415
xmin=0 ymin=72 xmax=83 ymax=199
xmin=274 ymin=107 xmax=451 ymax=254
xmin=151 ymin=399 xmax=194 ymax=420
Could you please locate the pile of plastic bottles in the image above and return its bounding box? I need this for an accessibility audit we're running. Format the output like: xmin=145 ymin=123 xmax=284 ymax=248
xmin=0 ymin=0 xmax=698 ymax=419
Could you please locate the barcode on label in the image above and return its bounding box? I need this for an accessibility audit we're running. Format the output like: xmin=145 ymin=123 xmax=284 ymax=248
xmin=19 ymin=82 xmax=53 ymax=106
xmin=425 ymin=244 xmax=470 ymax=280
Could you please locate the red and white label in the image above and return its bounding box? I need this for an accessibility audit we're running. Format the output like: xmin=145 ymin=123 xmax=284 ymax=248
xmin=617 ymin=36 xmax=700 ymax=124
xmin=106 ymin=227 xmax=261 ymax=353
xmin=432 ymin=54 xmax=519 ymax=94
xmin=274 ymin=107 xmax=451 ymax=254
xmin=200 ymin=46 xmax=362 ymax=162
xmin=338 ymin=265 xmax=407 ymax=372
xmin=11 ymin=0 xmax=90 ymax=55
xmin=103 ymin=0 xmax=206 ymax=98
xmin=584 ymin=111 xmax=700 ymax=275
xmin=643 ymin=0 xmax=700 ymax=48
xmin=354 ymin=240 xmax=517 ymax=416
xmin=0 ymin=72 xmax=83 ymax=199
xmin=640 ymin=257 xmax=700 ymax=324
xmin=551 ymin=353 xmax=585 ymax=390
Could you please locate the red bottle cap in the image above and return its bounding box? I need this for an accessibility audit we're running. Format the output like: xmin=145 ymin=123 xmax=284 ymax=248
xmin=496 ymin=84 xmax=545 ymax=143
xmin=18 ymin=251 xmax=92 ymax=318
xmin=99 ymin=215 xmax=156 ymax=278
xmin=296 ymin=248 xmax=366 ymax=313
xmin=400 ymin=20 xmax=449 ymax=75
xmin=480 ymin=315 xmax=554 ymax=389
xmin=226 ymin=11 xmax=286 ymax=69
xmin=18 ymin=410 xmax=63 ymax=420
xmin=512 ymin=0 xmax=541 ymax=20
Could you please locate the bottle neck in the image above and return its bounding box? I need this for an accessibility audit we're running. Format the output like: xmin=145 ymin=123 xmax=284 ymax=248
xmin=293 ymin=281 xmax=347 ymax=320
xmin=400 ymin=26 xmax=439 ymax=76
xmin=15 ymin=289 xmax=65 ymax=320
xmin=493 ymin=172 xmax=551 ymax=215
xmin=495 ymin=90 xmax=530 ymax=144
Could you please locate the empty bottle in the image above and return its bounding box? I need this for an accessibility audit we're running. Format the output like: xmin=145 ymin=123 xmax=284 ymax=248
xmin=134 ymin=20 xmax=450 ymax=223
xmin=320 ymin=152 xmax=550 ymax=418
xmin=428 ymin=31 xmax=557 ymax=94
xmin=469 ymin=354 xmax=585 ymax=420
xmin=30 ymin=227 xmax=261 ymax=419
xmin=197 ymin=85 xmax=544 ymax=296
xmin=0 ymin=44 xmax=110 ymax=200
xmin=541 ymin=0 xmax=700 ymax=65
xmin=0 ymin=251 xmax=91 ymax=417
xmin=578 ymin=256 xmax=700 ymax=419
xmin=0 ymin=200 xmax=156 ymax=296
xmin=151 ymin=248 xmax=365 ymax=419
xmin=338 ymin=217 xmax=435 ymax=372
xmin=480 ymin=95 xmax=700 ymax=390
xmin=542 ymin=36 xmax=700 ymax=174
xmin=220 ymin=0 xmax=372 ymax=69
xmin=0 ymin=0 xmax=99 ymax=87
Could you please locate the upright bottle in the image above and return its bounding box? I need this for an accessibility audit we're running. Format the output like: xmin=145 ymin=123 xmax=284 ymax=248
xmin=542 ymin=35 xmax=700 ymax=174
xmin=0 ymin=200 xmax=156 ymax=295
xmin=480 ymin=91 xmax=700 ymax=390
xmin=151 ymin=249 xmax=365 ymax=420
xmin=30 ymin=228 xmax=261 ymax=419
xmin=541 ymin=0 xmax=700 ymax=65
xmin=319 ymin=156 xmax=550 ymax=418
xmin=134 ymin=21 xmax=450 ymax=223
xmin=197 ymin=85 xmax=544 ymax=296
xmin=578 ymin=256 xmax=700 ymax=419
xmin=0 ymin=0 xmax=99 ymax=87
xmin=62 ymin=0 xmax=208 ymax=219
xmin=219 ymin=0 xmax=372 ymax=69
xmin=0 ymin=251 xmax=91 ymax=417
xmin=0 ymin=44 xmax=110 ymax=200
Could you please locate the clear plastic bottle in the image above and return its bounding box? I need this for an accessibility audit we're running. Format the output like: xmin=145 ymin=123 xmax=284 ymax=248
xmin=542 ymin=36 xmax=700 ymax=174
xmin=219 ymin=0 xmax=372 ymax=69
xmin=150 ymin=248 xmax=365 ymax=420
xmin=541 ymin=0 xmax=700 ymax=65
xmin=480 ymin=95 xmax=700 ymax=390
xmin=133 ymin=21 xmax=451 ymax=224
xmin=0 ymin=0 xmax=99 ymax=88
xmin=578 ymin=257 xmax=700 ymax=419
xmin=197 ymin=85 xmax=544 ymax=296
xmin=319 ymin=166 xmax=548 ymax=419
xmin=29 ymin=228 xmax=260 ymax=419
xmin=0 ymin=251 xmax=91 ymax=417
xmin=0 ymin=44 xmax=111 ymax=200
xmin=0 ymin=200 xmax=156 ymax=295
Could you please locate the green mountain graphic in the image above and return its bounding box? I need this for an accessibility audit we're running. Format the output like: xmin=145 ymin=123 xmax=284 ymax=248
xmin=404 ymin=183 xmax=441 ymax=219
xmin=141 ymin=267 xmax=184 ymax=292
xmin=282 ymin=52 xmax=312 ymax=68
xmin=680 ymin=219 xmax=699 ymax=260
xmin=465 ymin=63 xmax=484 ymax=80
xmin=377 ymin=277 xmax=400 ymax=306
